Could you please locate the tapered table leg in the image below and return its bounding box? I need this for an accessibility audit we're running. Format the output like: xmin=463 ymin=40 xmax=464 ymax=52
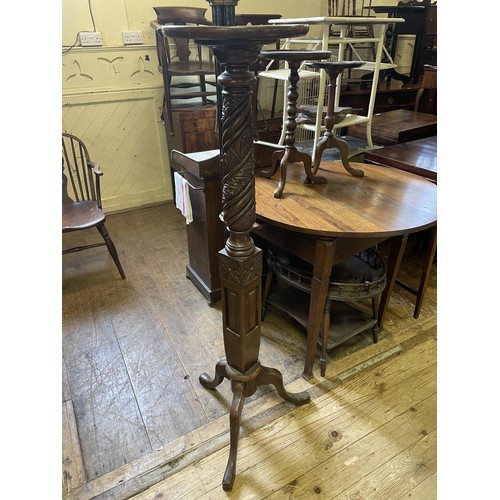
xmin=413 ymin=225 xmax=437 ymax=319
xmin=378 ymin=233 xmax=408 ymax=329
xmin=303 ymin=237 xmax=337 ymax=380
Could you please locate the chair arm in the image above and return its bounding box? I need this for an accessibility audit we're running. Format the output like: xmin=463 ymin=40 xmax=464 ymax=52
xmin=88 ymin=160 xmax=103 ymax=176
xmin=88 ymin=161 xmax=103 ymax=207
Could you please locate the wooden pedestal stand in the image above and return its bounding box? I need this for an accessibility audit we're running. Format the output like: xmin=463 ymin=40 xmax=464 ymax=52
xmin=160 ymin=24 xmax=312 ymax=491
xmin=257 ymin=50 xmax=331 ymax=198
xmin=306 ymin=60 xmax=367 ymax=176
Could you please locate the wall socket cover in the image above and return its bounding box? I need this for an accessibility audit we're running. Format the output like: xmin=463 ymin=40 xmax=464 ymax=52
xmin=122 ymin=31 xmax=144 ymax=45
xmin=79 ymin=32 xmax=103 ymax=47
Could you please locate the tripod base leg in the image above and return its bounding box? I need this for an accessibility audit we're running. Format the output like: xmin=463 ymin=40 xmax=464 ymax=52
xmin=222 ymin=382 xmax=246 ymax=491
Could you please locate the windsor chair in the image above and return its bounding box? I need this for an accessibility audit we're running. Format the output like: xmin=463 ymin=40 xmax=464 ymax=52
xmin=62 ymin=133 xmax=126 ymax=279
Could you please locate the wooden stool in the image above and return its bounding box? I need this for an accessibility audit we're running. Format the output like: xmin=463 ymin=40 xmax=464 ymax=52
xmin=305 ymin=60 xmax=366 ymax=176
xmin=257 ymin=50 xmax=332 ymax=198
xmin=263 ymin=246 xmax=387 ymax=377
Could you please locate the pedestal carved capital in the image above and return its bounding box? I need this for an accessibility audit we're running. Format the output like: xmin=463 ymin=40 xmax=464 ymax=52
xmin=219 ymin=249 xmax=262 ymax=287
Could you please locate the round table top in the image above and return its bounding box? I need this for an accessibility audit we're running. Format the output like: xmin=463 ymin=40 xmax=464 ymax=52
xmin=160 ymin=24 xmax=309 ymax=45
xmin=255 ymin=161 xmax=437 ymax=238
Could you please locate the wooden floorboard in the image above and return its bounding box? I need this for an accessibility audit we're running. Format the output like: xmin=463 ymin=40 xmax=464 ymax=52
xmin=62 ymin=400 xmax=86 ymax=494
xmin=62 ymin=202 xmax=437 ymax=499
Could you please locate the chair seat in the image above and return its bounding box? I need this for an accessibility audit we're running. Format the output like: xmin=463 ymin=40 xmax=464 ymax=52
xmin=62 ymin=200 xmax=105 ymax=232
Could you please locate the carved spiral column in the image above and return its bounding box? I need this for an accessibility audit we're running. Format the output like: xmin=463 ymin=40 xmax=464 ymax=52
xmin=215 ymin=53 xmax=262 ymax=373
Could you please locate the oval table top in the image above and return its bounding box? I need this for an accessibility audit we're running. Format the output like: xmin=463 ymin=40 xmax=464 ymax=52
xmin=255 ymin=161 xmax=437 ymax=239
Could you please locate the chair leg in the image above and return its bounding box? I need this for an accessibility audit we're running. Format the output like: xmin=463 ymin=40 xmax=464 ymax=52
xmin=200 ymin=75 xmax=208 ymax=105
xmin=163 ymin=77 xmax=175 ymax=136
xmin=97 ymin=223 xmax=126 ymax=279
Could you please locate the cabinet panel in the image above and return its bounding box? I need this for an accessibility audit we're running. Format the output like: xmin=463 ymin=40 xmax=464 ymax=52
xmin=166 ymin=105 xmax=219 ymax=154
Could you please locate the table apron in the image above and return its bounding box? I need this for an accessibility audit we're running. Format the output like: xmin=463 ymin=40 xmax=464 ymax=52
xmin=253 ymin=221 xmax=387 ymax=266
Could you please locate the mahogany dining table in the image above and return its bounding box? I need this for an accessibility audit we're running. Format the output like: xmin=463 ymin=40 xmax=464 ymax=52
xmin=253 ymin=160 xmax=437 ymax=380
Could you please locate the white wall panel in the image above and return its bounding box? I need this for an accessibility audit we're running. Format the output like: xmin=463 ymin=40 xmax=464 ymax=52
xmin=63 ymin=46 xmax=170 ymax=212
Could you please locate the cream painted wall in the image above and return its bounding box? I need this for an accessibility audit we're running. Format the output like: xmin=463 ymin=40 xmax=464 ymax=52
xmin=62 ymin=0 xmax=400 ymax=212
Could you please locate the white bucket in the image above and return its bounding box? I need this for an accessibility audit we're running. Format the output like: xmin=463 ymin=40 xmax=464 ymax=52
xmin=394 ymin=34 xmax=416 ymax=76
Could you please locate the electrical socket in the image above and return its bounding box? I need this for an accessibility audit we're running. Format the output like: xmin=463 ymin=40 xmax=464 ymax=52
xmin=79 ymin=32 xmax=103 ymax=47
xmin=122 ymin=31 xmax=144 ymax=45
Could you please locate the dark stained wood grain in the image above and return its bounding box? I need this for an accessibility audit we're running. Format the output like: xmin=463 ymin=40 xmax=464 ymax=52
xmin=160 ymin=24 xmax=313 ymax=492
xmin=255 ymin=161 xmax=437 ymax=238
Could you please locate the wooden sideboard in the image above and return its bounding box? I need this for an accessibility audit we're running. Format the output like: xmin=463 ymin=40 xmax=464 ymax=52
xmin=165 ymin=105 xmax=222 ymax=304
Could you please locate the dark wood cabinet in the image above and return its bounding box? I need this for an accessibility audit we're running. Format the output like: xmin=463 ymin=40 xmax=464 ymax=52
xmin=170 ymin=148 xmax=225 ymax=304
xmin=422 ymin=5 xmax=437 ymax=67
xmin=165 ymin=106 xmax=223 ymax=304
xmin=370 ymin=1 xmax=437 ymax=83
